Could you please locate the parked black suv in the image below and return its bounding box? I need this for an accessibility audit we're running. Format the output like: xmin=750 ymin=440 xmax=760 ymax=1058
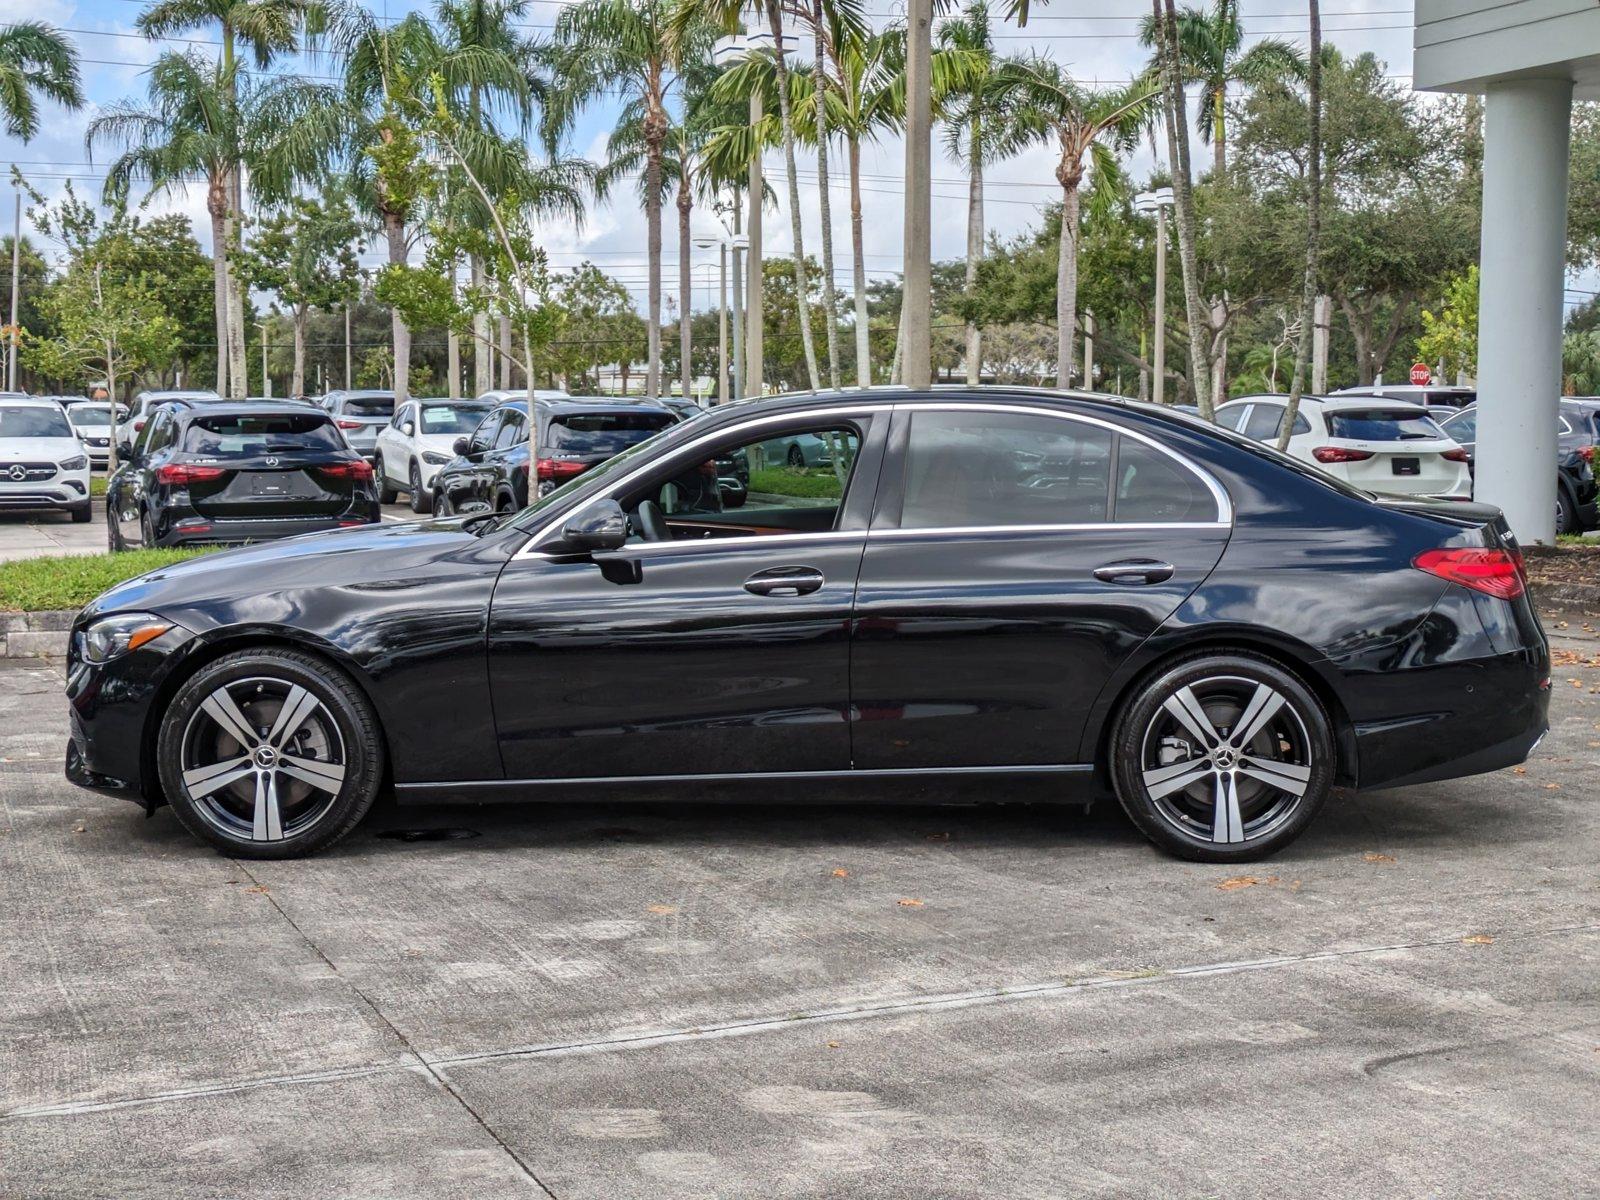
xmin=106 ymin=403 xmax=381 ymax=549
xmin=1438 ymin=399 xmax=1600 ymax=533
xmin=430 ymin=397 xmax=678 ymax=516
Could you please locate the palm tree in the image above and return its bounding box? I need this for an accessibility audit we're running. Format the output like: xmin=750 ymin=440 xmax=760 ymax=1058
xmin=548 ymin=0 xmax=717 ymax=400
xmin=1137 ymin=0 xmax=1303 ymax=178
xmin=0 ymin=22 xmax=83 ymax=141
xmin=136 ymin=0 xmax=318 ymax=396
xmin=88 ymin=51 xmax=240 ymax=396
xmin=937 ymin=2 xmax=1028 ymax=386
xmin=996 ymin=58 xmax=1157 ymax=389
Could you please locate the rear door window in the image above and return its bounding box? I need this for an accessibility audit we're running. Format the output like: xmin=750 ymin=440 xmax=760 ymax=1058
xmin=546 ymin=411 xmax=674 ymax=455
xmin=183 ymin=413 xmax=344 ymax=455
xmin=1215 ymin=405 xmax=1249 ymax=431
xmin=1326 ymin=409 xmax=1445 ymax=441
xmin=1243 ymin=404 xmax=1284 ymax=441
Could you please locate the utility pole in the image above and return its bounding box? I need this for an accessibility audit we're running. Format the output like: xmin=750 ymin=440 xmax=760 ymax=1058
xmin=730 ymin=202 xmax=745 ymax=402
xmin=1135 ymin=188 xmax=1175 ymax=405
xmin=8 ymin=192 xmax=20 ymax=392
xmin=1083 ymin=311 xmax=1095 ymax=390
xmin=746 ymin=91 xmax=764 ymax=397
xmin=901 ymin=0 xmax=933 ymax=390
xmin=716 ymin=242 xmax=728 ymax=404
xmin=257 ymin=322 xmax=270 ymax=397
xmin=344 ymin=304 xmax=352 ymax=389
xmin=1311 ymin=294 xmax=1331 ymax=394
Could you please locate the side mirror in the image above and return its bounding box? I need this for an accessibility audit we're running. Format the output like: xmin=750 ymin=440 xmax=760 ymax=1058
xmin=562 ymin=499 xmax=628 ymax=553
xmin=117 ymin=438 xmax=134 ymax=459
xmin=401 ymin=422 xmax=415 ymax=437
xmin=452 ymin=436 xmax=471 ymax=457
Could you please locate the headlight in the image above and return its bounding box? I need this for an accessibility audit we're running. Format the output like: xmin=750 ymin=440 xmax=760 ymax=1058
xmin=59 ymin=455 xmax=89 ymax=471
xmin=421 ymin=450 xmax=450 ymax=465
xmin=78 ymin=613 xmax=174 ymax=663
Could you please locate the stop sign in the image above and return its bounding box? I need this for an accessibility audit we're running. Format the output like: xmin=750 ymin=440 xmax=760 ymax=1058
xmin=1409 ymin=362 xmax=1431 ymax=386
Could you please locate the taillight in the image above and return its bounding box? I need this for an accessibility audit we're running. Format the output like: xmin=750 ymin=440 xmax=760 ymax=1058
xmin=319 ymin=459 xmax=373 ymax=481
xmin=1312 ymin=446 xmax=1374 ymax=464
xmin=155 ymin=463 xmax=225 ymax=486
xmin=536 ymin=458 xmax=588 ymax=482
xmin=336 ymin=418 xmax=365 ymax=430
xmin=1412 ymin=547 xmax=1525 ymax=600
xmin=1581 ymin=445 xmax=1596 ymax=464
xmin=1441 ymin=447 xmax=1470 ymax=463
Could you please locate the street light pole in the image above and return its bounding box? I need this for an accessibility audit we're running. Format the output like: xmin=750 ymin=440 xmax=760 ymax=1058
xmin=256 ymin=322 xmax=270 ymax=397
xmin=746 ymin=90 xmax=764 ymax=397
xmin=902 ymin=0 xmax=933 ymax=390
xmin=730 ymin=209 xmax=745 ymax=401
xmin=8 ymin=192 xmax=20 ymax=392
xmin=1135 ymin=188 xmax=1175 ymax=405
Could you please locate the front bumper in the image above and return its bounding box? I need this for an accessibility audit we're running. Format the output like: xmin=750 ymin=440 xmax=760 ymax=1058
xmin=0 ymin=476 xmax=90 ymax=510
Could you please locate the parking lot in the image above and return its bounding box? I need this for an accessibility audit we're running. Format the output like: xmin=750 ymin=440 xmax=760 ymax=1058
xmin=1 ymin=610 xmax=1597 ymax=1197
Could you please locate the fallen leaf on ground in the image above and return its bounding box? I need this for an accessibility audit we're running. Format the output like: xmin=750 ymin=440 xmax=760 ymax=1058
xmin=826 ymin=1041 xmax=841 ymax=1049
xmin=897 ymin=898 xmax=925 ymax=907
xmin=1216 ymin=875 xmax=1278 ymax=891
xmin=1545 ymin=783 xmax=1562 ymax=790
xmin=244 ymin=885 xmax=269 ymax=894
xmin=1363 ymin=852 xmax=1396 ymax=864
xmin=1461 ymin=934 xmax=1494 ymax=945
xmin=830 ymin=868 xmax=849 ymax=878
xmin=71 ymin=821 xmax=85 ymax=834
xmin=646 ymin=904 xmax=676 ymax=915
xmin=1513 ymin=766 xmax=1528 ymax=775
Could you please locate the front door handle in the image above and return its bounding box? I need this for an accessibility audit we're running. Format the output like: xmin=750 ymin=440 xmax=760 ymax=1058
xmin=744 ymin=565 xmax=825 ymax=597
xmin=1092 ymin=559 xmax=1175 ymax=586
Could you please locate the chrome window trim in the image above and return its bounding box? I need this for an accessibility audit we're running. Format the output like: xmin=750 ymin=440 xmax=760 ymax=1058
xmin=512 ymin=397 xmax=1232 ymax=562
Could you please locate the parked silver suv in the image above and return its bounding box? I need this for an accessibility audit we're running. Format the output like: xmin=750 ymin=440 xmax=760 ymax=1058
xmin=318 ymin=390 xmax=396 ymax=460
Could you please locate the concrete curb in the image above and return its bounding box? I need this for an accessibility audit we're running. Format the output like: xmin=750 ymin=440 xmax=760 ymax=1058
xmin=1 ymin=610 xmax=76 ymax=658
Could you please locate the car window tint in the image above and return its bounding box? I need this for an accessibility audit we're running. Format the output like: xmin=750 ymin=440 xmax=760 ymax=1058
xmin=342 ymin=396 xmax=394 ymax=416
xmin=653 ymin=427 xmax=862 ymax=521
xmin=145 ymin=412 xmax=175 ymax=454
xmin=493 ymin=412 xmax=527 ymax=450
xmin=1442 ymin=409 xmax=1476 ymax=442
xmin=1215 ymin=405 xmax=1248 ymax=431
xmin=184 ymin=413 xmax=343 ymax=454
xmin=1326 ymin=409 xmax=1444 ymax=441
xmin=547 ymin=411 xmax=675 ymax=455
xmin=0 ymin=405 xmax=73 ymax=437
xmin=1291 ymin=411 xmax=1311 ymax=435
xmin=419 ymin=404 xmax=490 ymax=435
xmin=1243 ymin=404 xmax=1283 ymax=441
xmin=470 ymin=412 xmax=502 ymax=452
xmin=1114 ymin=438 xmax=1219 ymax=523
xmin=901 ymin=411 xmax=1113 ymax=528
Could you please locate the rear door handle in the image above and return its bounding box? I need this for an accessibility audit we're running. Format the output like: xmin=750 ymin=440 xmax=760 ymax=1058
xmin=1092 ymin=559 xmax=1175 ymax=586
xmin=744 ymin=565 xmax=825 ymax=597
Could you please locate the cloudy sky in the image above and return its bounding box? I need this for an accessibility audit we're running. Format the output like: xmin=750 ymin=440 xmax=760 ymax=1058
xmin=1 ymin=0 xmax=1430 ymax=317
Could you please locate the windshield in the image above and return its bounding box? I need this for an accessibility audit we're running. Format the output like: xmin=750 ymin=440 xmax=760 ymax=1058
xmin=184 ymin=413 xmax=344 ymax=454
xmin=1326 ymin=409 xmax=1444 ymax=442
xmin=546 ymin=411 xmax=675 ymax=455
xmin=0 ymin=405 xmax=73 ymax=438
xmin=419 ymin=403 xmax=492 ymax=435
xmin=67 ymin=405 xmax=119 ymax=428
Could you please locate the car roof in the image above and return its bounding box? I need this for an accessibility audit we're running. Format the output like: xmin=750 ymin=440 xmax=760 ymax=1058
xmin=173 ymin=402 xmax=335 ymax=421
xmin=0 ymin=395 xmax=74 ymax=409
xmin=1222 ymin=393 xmax=1432 ymax=413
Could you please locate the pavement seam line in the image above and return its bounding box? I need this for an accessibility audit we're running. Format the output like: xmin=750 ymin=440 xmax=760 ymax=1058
xmin=7 ymin=920 xmax=1596 ymax=1124
xmin=229 ymin=861 xmax=562 ymax=1200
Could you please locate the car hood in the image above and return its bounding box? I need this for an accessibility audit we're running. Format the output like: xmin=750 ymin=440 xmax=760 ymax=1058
xmin=81 ymin=516 xmax=515 ymax=627
xmin=0 ymin=437 xmax=82 ymax=461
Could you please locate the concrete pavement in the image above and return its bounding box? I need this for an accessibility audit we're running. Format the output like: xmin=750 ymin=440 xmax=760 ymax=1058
xmin=1 ymin=632 xmax=1597 ymax=1198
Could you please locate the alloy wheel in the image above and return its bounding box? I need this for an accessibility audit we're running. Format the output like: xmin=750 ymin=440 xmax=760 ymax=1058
xmin=178 ymin=676 xmax=347 ymax=843
xmin=1138 ymin=675 xmax=1312 ymax=846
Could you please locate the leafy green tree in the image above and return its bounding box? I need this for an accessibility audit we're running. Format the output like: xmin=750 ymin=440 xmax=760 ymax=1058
xmin=235 ymin=194 xmax=363 ymax=396
xmin=1417 ymin=266 xmax=1478 ymax=383
xmin=549 ymin=263 xmax=645 ymax=392
xmin=0 ymin=21 xmax=83 ymax=141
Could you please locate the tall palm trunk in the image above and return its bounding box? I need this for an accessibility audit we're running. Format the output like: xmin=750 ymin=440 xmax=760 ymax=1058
xmin=291 ymin=303 xmax=307 ymax=397
xmin=498 ymin=312 xmax=511 ymax=388
xmin=812 ymin=1 xmax=840 ymax=388
xmin=1054 ymin=160 xmax=1081 ymax=390
xmin=1213 ymin=89 xmax=1226 ymax=177
xmin=207 ymin=178 xmax=230 ymax=395
xmin=849 ymin=136 xmax=870 ymax=387
xmin=1277 ymin=0 xmax=1321 ymax=449
xmin=644 ymin=113 xmax=664 ymax=399
xmin=383 ymin=207 xmax=410 ymax=403
xmin=222 ymin=168 xmax=246 ymax=399
xmin=677 ymin=175 xmax=692 ymax=401
xmin=472 ymin=254 xmax=491 ymax=394
xmin=764 ymin=0 xmax=821 ymax=391
xmin=964 ymin=116 xmax=983 ymax=386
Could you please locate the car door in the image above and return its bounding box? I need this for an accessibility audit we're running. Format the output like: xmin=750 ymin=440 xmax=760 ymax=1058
xmin=484 ymin=408 xmax=528 ymax=509
xmin=443 ymin=410 xmax=503 ymax=512
xmin=111 ymin=410 xmax=170 ymax=546
xmin=850 ymin=403 xmax=1232 ymax=770
xmin=486 ymin=408 xmax=887 ymax=781
xmin=376 ymin=403 xmax=409 ymax=486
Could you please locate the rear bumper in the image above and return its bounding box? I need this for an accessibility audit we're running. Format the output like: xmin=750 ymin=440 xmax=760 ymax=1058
xmin=155 ymin=507 xmax=380 ymax=546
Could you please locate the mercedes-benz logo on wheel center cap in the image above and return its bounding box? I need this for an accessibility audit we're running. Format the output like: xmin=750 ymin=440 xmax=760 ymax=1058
xmin=7 ymin=464 xmax=26 ymax=481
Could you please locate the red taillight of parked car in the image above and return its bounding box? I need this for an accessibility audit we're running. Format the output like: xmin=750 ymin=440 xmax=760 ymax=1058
xmin=536 ymin=458 xmax=588 ymax=482
xmin=1441 ymin=447 xmax=1471 ymax=463
xmin=318 ymin=459 xmax=374 ymax=481
xmin=1412 ymin=547 xmax=1525 ymax=600
xmin=1311 ymin=446 xmax=1374 ymax=464
xmin=155 ymin=463 xmax=226 ymax=486
xmin=336 ymin=418 xmax=365 ymax=430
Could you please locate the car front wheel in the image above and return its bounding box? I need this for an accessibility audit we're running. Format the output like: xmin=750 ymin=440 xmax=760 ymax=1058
xmin=157 ymin=649 xmax=385 ymax=859
xmin=409 ymin=461 xmax=429 ymax=513
xmin=1109 ymin=652 xmax=1334 ymax=862
xmin=374 ymin=453 xmax=398 ymax=505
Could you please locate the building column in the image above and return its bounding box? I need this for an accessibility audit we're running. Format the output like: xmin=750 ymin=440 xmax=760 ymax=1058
xmin=1475 ymin=76 xmax=1572 ymax=544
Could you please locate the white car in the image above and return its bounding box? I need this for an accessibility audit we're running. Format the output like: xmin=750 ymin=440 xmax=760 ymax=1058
xmin=373 ymin=397 xmax=496 ymax=513
xmin=0 ymin=397 xmax=93 ymax=522
xmin=121 ymin=389 xmax=222 ymax=442
xmin=1216 ymin=394 xmax=1472 ymax=499
xmin=62 ymin=400 xmax=129 ymax=468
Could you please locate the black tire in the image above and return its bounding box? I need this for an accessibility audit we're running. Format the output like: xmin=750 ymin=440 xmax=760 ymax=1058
xmin=496 ymin=491 xmax=514 ymax=515
xmin=157 ymin=648 xmax=385 ymax=859
xmin=374 ymin=454 xmax=399 ymax=505
xmin=1557 ymin=486 xmax=1577 ymax=536
xmin=408 ymin=461 xmax=429 ymax=514
xmin=141 ymin=509 xmax=160 ymax=548
xmin=433 ymin=488 xmax=451 ymax=517
xmin=787 ymin=444 xmax=805 ymax=468
xmin=70 ymin=501 xmax=92 ymax=524
xmin=1108 ymin=651 xmax=1334 ymax=863
xmin=106 ymin=504 xmax=121 ymax=551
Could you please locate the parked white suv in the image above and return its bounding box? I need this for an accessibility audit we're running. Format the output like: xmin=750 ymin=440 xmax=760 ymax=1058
xmin=1216 ymin=394 xmax=1472 ymax=499
xmin=373 ymin=397 xmax=495 ymax=513
xmin=122 ymin=389 xmax=222 ymax=441
xmin=0 ymin=397 xmax=93 ymax=521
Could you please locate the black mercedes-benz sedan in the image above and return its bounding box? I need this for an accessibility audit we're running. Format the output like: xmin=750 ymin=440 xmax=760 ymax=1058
xmin=106 ymin=403 xmax=381 ymax=550
xmin=65 ymin=388 xmax=1550 ymax=861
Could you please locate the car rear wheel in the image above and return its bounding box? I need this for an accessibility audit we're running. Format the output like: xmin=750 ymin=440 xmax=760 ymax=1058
xmin=787 ymin=444 xmax=805 ymax=468
xmin=157 ymin=649 xmax=384 ymax=859
xmin=1109 ymin=652 xmax=1334 ymax=862
xmin=408 ymin=461 xmax=428 ymax=513
xmin=374 ymin=454 xmax=398 ymax=505
xmin=1557 ymin=487 xmax=1577 ymax=535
